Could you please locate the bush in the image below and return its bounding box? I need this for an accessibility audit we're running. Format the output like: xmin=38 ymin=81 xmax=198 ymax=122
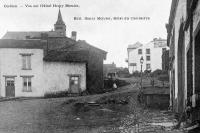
xmin=131 ymin=71 xmax=141 ymax=77
xmin=151 ymin=69 xmax=163 ymax=76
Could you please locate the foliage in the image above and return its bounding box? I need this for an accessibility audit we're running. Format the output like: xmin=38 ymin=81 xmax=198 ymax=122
xmin=131 ymin=71 xmax=141 ymax=77
xmin=151 ymin=69 xmax=163 ymax=76
xmin=157 ymin=74 xmax=169 ymax=82
xmin=117 ymin=68 xmax=130 ymax=78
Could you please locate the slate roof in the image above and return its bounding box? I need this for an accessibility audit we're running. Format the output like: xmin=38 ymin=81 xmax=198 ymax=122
xmin=0 ymin=39 xmax=46 ymax=49
xmin=2 ymin=31 xmax=64 ymax=40
xmin=43 ymin=50 xmax=89 ymax=63
xmin=0 ymin=32 xmax=107 ymax=63
xmin=44 ymin=40 xmax=107 ymax=62
xmin=57 ymin=40 xmax=107 ymax=59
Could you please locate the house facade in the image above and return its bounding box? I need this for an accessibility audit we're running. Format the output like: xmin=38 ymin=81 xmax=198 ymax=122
xmin=127 ymin=38 xmax=168 ymax=74
xmin=166 ymin=0 xmax=200 ymax=123
xmin=0 ymin=40 xmax=86 ymax=97
xmin=0 ymin=9 xmax=107 ymax=97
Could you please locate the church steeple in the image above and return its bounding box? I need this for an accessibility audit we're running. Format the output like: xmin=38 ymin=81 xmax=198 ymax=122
xmin=54 ymin=8 xmax=66 ymax=36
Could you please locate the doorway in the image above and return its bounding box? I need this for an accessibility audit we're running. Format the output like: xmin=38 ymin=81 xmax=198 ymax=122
xmin=69 ymin=76 xmax=80 ymax=94
xmin=5 ymin=77 xmax=15 ymax=97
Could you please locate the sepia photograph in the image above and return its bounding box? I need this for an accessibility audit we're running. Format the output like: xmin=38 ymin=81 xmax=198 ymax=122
xmin=0 ymin=0 xmax=199 ymax=132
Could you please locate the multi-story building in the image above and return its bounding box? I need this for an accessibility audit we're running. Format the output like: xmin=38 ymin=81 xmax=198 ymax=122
xmin=127 ymin=38 xmax=168 ymax=74
xmin=0 ymin=9 xmax=107 ymax=96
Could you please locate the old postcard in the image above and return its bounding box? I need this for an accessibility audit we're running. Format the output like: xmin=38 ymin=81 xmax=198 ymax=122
xmin=0 ymin=0 xmax=199 ymax=132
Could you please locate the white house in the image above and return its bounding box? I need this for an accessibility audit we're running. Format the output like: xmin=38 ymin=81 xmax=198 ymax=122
xmin=2 ymin=9 xmax=107 ymax=95
xmin=127 ymin=38 xmax=168 ymax=74
xmin=0 ymin=39 xmax=86 ymax=97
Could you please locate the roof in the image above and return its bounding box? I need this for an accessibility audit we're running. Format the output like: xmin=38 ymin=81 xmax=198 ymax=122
xmin=128 ymin=42 xmax=143 ymax=49
xmin=2 ymin=31 xmax=64 ymax=39
xmin=59 ymin=40 xmax=107 ymax=59
xmin=43 ymin=50 xmax=89 ymax=63
xmin=44 ymin=39 xmax=107 ymax=62
xmin=0 ymin=39 xmax=46 ymax=49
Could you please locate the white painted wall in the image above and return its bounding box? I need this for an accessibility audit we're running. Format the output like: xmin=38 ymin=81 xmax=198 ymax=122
xmin=0 ymin=48 xmax=44 ymax=97
xmin=128 ymin=39 xmax=168 ymax=74
xmin=0 ymin=48 xmax=86 ymax=97
xmin=43 ymin=62 xmax=86 ymax=94
xmin=172 ymin=0 xmax=187 ymax=99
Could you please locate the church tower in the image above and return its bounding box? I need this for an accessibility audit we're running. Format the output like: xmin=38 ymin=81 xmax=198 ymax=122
xmin=54 ymin=8 xmax=66 ymax=36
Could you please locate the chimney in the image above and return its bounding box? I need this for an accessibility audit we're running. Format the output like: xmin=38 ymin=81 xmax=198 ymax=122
xmin=71 ymin=31 xmax=77 ymax=41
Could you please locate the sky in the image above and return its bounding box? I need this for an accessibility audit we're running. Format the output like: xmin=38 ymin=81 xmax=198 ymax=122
xmin=0 ymin=0 xmax=172 ymax=67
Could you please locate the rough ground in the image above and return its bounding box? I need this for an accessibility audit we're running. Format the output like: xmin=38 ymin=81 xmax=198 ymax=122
xmin=0 ymin=78 xmax=187 ymax=133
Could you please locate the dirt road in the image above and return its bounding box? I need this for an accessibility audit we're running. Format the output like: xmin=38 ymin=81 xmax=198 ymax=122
xmin=0 ymin=83 xmax=186 ymax=133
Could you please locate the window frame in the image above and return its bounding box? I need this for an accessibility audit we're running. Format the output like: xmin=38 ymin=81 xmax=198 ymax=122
xmin=146 ymin=48 xmax=150 ymax=54
xmin=21 ymin=76 xmax=33 ymax=92
xmin=138 ymin=49 xmax=142 ymax=55
xmin=146 ymin=56 xmax=151 ymax=61
xmin=20 ymin=53 xmax=33 ymax=70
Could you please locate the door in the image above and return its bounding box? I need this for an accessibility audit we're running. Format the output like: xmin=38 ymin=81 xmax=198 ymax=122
xmin=69 ymin=76 xmax=80 ymax=93
xmin=6 ymin=78 xmax=15 ymax=97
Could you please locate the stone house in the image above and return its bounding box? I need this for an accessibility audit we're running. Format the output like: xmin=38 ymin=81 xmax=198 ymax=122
xmin=166 ymin=0 xmax=200 ymax=123
xmin=0 ymin=9 xmax=107 ymax=97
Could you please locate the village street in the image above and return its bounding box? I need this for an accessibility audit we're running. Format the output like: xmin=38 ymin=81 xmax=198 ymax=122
xmin=0 ymin=78 xmax=186 ymax=133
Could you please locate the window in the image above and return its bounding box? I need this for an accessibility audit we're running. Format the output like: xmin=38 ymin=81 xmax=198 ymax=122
xmin=70 ymin=76 xmax=79 ymax=85
xmin=22 ymin=77 xmax=32 ymax=92
xmin=138 ymin=49 xmax=142 ymax=54
xmin=21 ymin=54 xmax=31 ymax=70
xmin=130 ymin=63 xmax=137 ymax=66
xmin=146 ymin=64 xmax=151 ymax=70
xmin=146 ymin=49 xmax=150 ymax=54
xmin=146 ymin=56 xmax=151 ymax=61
